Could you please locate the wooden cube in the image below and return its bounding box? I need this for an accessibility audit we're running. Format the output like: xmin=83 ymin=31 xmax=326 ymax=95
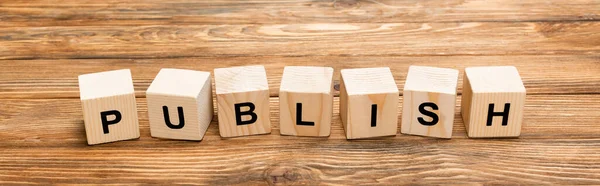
xmin=146 ymin=68 xmax=213 ymax=141
xmin=214 ymin=65 xmax=271 ymax=137
xmin=78 ymin=69 xmax=140 ymax=145
xmin=401 ymin=66 xmax=458 ymax=139
xmin=461 ymin=66 xmax=526 ymax=138
xmin=279 ymin=66 xmax=334 ymax=137
xmin=340 ymin=67 xmax=399 ymax=139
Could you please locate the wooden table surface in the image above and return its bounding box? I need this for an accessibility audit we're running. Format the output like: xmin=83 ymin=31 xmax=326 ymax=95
xmin=1 ymin=0 xmax=599 ymax=185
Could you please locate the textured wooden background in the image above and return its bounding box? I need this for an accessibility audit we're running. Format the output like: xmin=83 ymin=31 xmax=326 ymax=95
xmin=1 ymin=0 xmax=599 ymax=185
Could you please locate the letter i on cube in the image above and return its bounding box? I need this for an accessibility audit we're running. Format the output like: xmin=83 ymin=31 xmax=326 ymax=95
xmin=214 ymin=65 xmax=272 ymax=137
xmin=401 ymin=66 xmax=459 ymax=139
xmin=279 ymin=66 xmax=334 ymax=137
xmin=146 ymin=68 xmax=213 ymax=141
xmin=461 ymin=66 xmax=526 ymax=138
xmin=340 ymin=67 xmax=399 ymax=139
xmin=78 ymin=69 xmax=140 ymax=145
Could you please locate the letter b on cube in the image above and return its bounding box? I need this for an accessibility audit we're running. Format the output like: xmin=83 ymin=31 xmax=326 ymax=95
xmin=214 ymin=66 xmax=272 ymax=137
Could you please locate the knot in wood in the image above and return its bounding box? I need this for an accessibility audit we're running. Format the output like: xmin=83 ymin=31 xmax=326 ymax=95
xmin=264 ymin=165 xmax=319 ymax=185
xmin=333 ymin=0 xmax=361 ymax=9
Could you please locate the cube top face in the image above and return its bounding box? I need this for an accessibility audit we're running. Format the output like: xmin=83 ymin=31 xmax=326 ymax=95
xmin=340 ymin=67 xmax=399 ymax=95
xmin=146 ymin=68 xmax=211 ymax=98
xmin=404 ymin=66 xmax=459 ymax=95
xmin=280 ymin=66 xmax=334 ymax=94
xmin=214 ymin=65 xmax=269 ymax=94
xmin=465 ymin=66 xmax=525 ymax=93
xmin=78 ymin=69 xmax=134 ymax=100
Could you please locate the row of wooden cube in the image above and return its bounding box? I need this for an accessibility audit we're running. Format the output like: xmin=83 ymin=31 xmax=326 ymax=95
xmin=78 ymin=65 xmax=525 ymax=145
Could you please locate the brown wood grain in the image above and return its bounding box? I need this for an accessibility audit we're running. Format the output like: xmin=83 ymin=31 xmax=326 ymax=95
xmin=1 ymin=56 xmax=598 ymax=98
xmin=0 ymin=0 xmax=599 ymax=27
xmin=0 ymin=95 xmax=599 ymax=184
xmin=0 ymin=22 xmax=599 ymax=60
xmin=1 ymin=0 xmax=599 ymax=184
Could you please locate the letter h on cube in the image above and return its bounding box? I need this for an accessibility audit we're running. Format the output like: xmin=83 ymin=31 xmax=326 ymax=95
xmin=461 ymin=66 xmax=526 ymax=138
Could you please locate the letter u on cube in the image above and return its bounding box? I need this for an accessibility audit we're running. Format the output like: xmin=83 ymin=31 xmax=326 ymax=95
xmin=146 ymin=68 xmax=214 ymax=141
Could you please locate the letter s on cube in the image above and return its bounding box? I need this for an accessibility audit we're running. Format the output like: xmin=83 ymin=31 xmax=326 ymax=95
xmin=401 ymin=66 xmax=459 ymax=139
xmin=214 ymin=65 xmax=272 ymax=137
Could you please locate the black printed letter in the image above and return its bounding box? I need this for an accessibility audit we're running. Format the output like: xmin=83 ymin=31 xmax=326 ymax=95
xmin=370 ymin=104 xmax=377 ymax=127
xmin=163 ymin=106 xmax=185 ymax=129
xmin=235 ymin=102 xmax=258 ymax=125
xmin=100 ymin=110 xmax=122 ymax=134
xmin=486 ymin=103 xmax=510 ymax=126
xmin=296 ymin=103 xmax=315 ymax=126
xmin=418 ymin=102 xmax=439 ymax=126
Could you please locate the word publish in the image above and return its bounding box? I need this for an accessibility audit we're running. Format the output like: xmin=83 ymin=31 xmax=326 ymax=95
xmin=78 ymin=65 xmax=526 ymax=145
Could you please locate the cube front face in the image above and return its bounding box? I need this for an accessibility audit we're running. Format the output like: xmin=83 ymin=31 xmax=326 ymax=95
xmin=81 ymin=93 xmax=140 ymax=145
xmin=464 ymin=92 xmax=526 ymax=138
xmin=147 ymin=94 xmax=212 ymax=141
xmin=279 ymin=91 xmax=332 ymax=137
xmin=401 ymin=91 xmax=455 ymax=138
xmin=217 ymin=90 xmax=271 ymax=137
xmin=341 ymin=93 xmax=398 ymax=139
